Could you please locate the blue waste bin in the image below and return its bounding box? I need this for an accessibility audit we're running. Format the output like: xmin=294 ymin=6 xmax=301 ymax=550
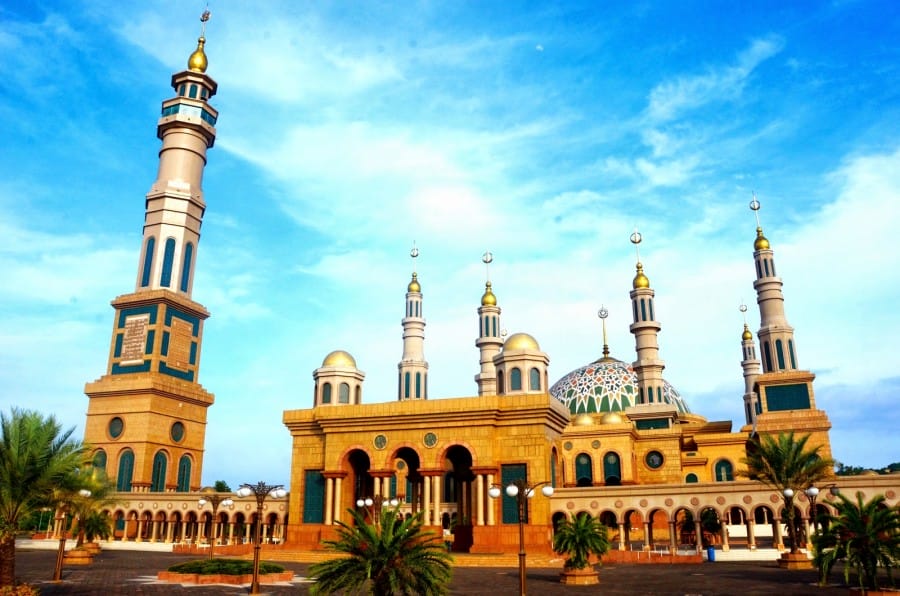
xmin=706 ymin=546 xmax=715 ymax=562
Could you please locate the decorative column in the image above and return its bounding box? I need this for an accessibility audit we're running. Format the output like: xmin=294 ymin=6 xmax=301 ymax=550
xmin=475 ymin=475 xmax=485 ymax=526
xmin=694 ymin=519 xmax=703 ymax=554
xmin=166 ymin=520 xmax=175 ymax=543
xmin=747 ymin=518 xmax=757 ymax=550
xmin=180 ymin=520 xmax=189 ymax=543
xmin=423 ymin=475 xmax=432 ymax=525
xmin=721 ymin=524 xmax=730 ymax=552
xmin=668 ymin=520 xmax=677 ymax=553
xmin=324 ymin=477 xmax=334 ymax=525
xmin=486 ymin=473 xmax=495 ymax=526
xmin=643 ymin=521 xmax=651 ymax=551
xmin=618 ymin=522 xmax=626 ymax=551
xmin=432 ymin=475 xmax=441 ymax=527
xmin=333 ymin=477 xmax=343 ymax=524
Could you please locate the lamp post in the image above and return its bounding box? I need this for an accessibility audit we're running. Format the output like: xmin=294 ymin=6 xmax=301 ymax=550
xmin=488 ymin=479 xmax=554 ymax=596
xmin=781 ymin=488 xmax=800 ymax=554
xmin=805 ymin=483 xmax=839 ymax=538
xmin=198 ymin=487 xmax=234 ymax=560
xmin=355 ymin=495 xmax=400 ymax=526
xmin=52 ymin=489 xmax=90 ymax=582
xmin=237 ymin=481 xmax=286 ymax=595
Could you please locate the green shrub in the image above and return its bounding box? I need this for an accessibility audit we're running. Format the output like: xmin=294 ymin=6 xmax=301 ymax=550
xmin=167 ymin=559 xmax=284 ymax=575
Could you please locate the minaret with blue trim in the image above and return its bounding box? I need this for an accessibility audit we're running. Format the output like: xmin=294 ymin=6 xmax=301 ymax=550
xmin=627 ymin=230 xmax=666 ymax=406
xmin=475 ymin=251 xmax=503 ymax=395
xmin=398 ymin=245 xmax=428 ymax=400
xmin=83 ymin=12 xmax=217 ymax=494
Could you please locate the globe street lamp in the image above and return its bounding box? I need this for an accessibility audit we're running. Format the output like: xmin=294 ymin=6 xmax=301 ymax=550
xmin=198 ymin=487 xmax=233 ymax=560
xmin=805 ymin=483 xmax=839 ymax=538
xmin=781 ymin=488 xmax=800 ymax=554
xmin=237 ymin=482 xmax=286 ymax=594
xmin=488 ymin=479 xmax=554 ymax=596
xmin=355 ymin=495 xmax=400 ymax=526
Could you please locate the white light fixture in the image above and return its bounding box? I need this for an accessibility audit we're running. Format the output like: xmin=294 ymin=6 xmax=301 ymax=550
xmin=365 ymin=498 xmax=374 ymax=507
xmin=389 ymin=498 xmax=400 ymax=507
xmin=805 ymin=486 xmax=819 ymax=498
xmin=237 ymin=487 xmax=252 ymax=498
xmin=198 ymin=498 xmax=207 ymax=506
xmin=506 ymin=484 xmax=519 ymax=498
xmin=783 ymin=488 xmax=794 ymax=498
xmin=356 ymin=499 xmax=365 ymax=507
xmin=488 ymin=486 xmax=501 ymax=499
xmin=541 ymin=485 xmax=554 ymax=497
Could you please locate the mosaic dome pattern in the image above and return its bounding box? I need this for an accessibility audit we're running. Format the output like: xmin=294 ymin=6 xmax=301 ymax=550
xmin=549 ymin=358 xmax=690 ymax=415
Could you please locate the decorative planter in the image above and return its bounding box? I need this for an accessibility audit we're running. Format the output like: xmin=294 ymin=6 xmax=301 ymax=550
xmin=777 ymin=552 xmax=813 ymax=570
xmin=63 ymin=549 xmax=94 ymax=566
xmin=157 ymin=570 xmax=294 ymax=585
xmin=560 ymin=567 xmax=599 ymax=585
xmin=81 ymin=542 xmax=101 ymax=555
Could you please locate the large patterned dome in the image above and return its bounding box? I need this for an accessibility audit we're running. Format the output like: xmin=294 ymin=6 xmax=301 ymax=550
xmin=550 ymin=358 xmax=690 ymax=415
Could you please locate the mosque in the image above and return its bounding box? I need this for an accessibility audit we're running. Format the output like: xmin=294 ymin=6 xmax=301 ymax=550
xmin=78 ymin=17 xmax=897 ymax=557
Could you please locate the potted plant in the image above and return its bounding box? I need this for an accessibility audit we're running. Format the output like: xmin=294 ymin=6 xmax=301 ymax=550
xmin=552 ymin=512 xmax=611 ymax=585
xmin=79 ymin=511 xmax=112 ymax=555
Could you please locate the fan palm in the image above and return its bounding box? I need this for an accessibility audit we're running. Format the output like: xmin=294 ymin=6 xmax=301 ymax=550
xmin=0 ymin=408 xmax=87 ymax=587
xmin=815 ymin=492 xmax=900 ymax=590
xmin=740 ymin=431 xmax=833 ymax=554
xmin=552 ymin=512 xmax=611 ymax=570
xmin=309 ymin=507 xmax=452 ymax=595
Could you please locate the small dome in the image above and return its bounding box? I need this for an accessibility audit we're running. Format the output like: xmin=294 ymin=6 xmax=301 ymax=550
xmin=742 ymin=324 xmax=753 ymax=341
xmin=481 ymin=281 xmax=497 ymax=306
xmin=504 ymin=332 xmax=540 ymax=351
xmin=600 ymin=411 xmax=626 ymax=424
xmin=573 ymin=413 xmax=595 ymax=426
xmin=188 ymin=37 xmax=208 ymax=73
xmin=633 ymin=263 xmax=650 ymax=289
xmin=754 ymin=227 xmax=770 ymax=250
xmin=322 ymin=350 xmax=357 ymax=368
xmin=408 ymin=272 xmax=421 ymax=293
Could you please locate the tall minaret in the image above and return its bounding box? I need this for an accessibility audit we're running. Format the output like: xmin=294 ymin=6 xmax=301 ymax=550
xmin=398 ymin=244 xmax=428 ymax=400
xmin=739 ymin=303 xmax=761 ymax=425
xmin=628 ymin=229 xmax=666 ymax=405
xmin=475 ymin=251 xmax=503 ymax=395
xmin=83 ymin=12 xmax=218 ymax=494
xmin=749 ymin=196 xmax=799 ymax=373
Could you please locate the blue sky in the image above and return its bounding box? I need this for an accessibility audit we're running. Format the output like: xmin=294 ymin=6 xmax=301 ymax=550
xmin=1 ymin=1 xmax=898 ymax=488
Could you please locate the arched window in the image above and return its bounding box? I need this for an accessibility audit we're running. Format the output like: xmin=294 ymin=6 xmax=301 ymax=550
xmin=603 ymin=452 xmax=622 ymax=486
xmin=685 ymin=473 xmax=699 ymax=483
xmin=189 ymin=84 xmax=198 ymax=98
xmin=179 ymin=242 xmax=193 ymax=292
xmin=92 ymin=449 xmax=107 ymax=473
xmin=415 ymin=372 xmax=422 ymax=398
xmin=339 ymin=383 xmax=350 ymax=403
xmin=355 ymin=385 xmax=361 ymax=404
xmin=510 ymin=367 xmax=522 ymax=391
xmin=649 ymin=299 xmax=655 ymax=321
xmin=117 ymin=450 xmax=134 ymax=492
xmin=529 ymin=367 xmax=541 ymax=391
xmin=640 ymin=299 xmax=647 ymax=321
xmin=151 ymin=451 xmax=167 ymax=492
xmin=575 ymin=453 xmax=593 ymax=487
xmin=497 ymin=371 xmax=505 ymax=394
xmin=775 ymin=339 xmax=786 ymax=370
xmin=140 ymin=237 xmax=155 ymax=287
xmin=321 ymin=382 xmax=332 ymax=404
xmin=160 ymin=238 xmax=176 ymax=287
xmin=404 ymin=373 xmax=411 ymax=399
xmin=177 ymin=455 xmax=192 ymax=492
xmin=788 ymin=340 xmax=797 ymax=369
xmin=714 ymin=460 xmax=734 ymax=482
xmin=762 ymin=341 xmax=772 ymax=372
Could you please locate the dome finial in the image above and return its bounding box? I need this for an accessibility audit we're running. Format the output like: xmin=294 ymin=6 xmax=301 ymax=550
xmin=188 ymin=9 xmax=211 ymax=73
xmin=480 ymin=251 xmax=496 ymax=305
xmin=630 ymin=227 xmax=649 ymax=288
xmin=407 ymin=243 xmax=421 ymax=292
xmin=740 ymin=303 xmax=752 ymax=340
xmin=598 ymin=305 xmax=611 ymax=360
xmin=749 ymin=193 xmax=770 ymax=250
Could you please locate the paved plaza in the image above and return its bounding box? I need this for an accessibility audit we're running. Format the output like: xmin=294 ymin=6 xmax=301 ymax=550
xmin=12 ymin=546 xmax=862 ymax=595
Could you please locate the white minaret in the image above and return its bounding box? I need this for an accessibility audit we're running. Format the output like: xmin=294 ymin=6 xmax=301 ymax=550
xmin=628 ymin=229 xmax=666 ymax=405
xmin=739 ymin=303 xmax=761 ymax=425
xmin=750 ymin=196 xmax=799 ymax=373
xmin=398 ymin=244 xmax=428 ymax=400
xmin=475 ymin=251 xmax=503 ymax=395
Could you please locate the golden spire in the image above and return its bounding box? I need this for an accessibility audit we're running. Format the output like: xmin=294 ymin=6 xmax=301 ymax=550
xmin=749 ymin=193 xmax=770 ymax=250
xmin=598 ymin=306 xmax=612 ymax=360
xmin=188 ymin=9 xmax=211 ymax=73
xmin=630 ymin=228 xmax=649 ymax=288
xmin=407 ymin=244 xmax=421 ymax=292
xmin=481 ymin=251 xmax=496 ymax=305
xmin=740 ymin=303 xmax=753 ymax=340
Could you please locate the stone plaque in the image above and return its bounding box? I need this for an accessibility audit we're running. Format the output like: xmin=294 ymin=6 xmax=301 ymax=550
xmin=168 ymin=317 xmax=193 ymax=371
xmin=120 ymin=314 xmax=149 ymax=364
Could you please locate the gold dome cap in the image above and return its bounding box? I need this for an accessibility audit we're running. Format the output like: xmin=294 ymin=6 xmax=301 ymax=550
xmin=754 ymin=227 xmax=770 ymax=250
xmin=481 ymin=281 xmax=497 ymax=306
xmin=573 ymin=413 xmax=594 ymax=426
xmin=600 ymin=411 xmax=626 ymax=424
xmin=633 ymin=263 xmax=650 ymax=289
xmin=188 ymin=37 xmax=208 ymax=73
xmin=504 ymin=332 xmax=540 ymax=351
xmin=407 ymin=272 xmax=421 ymax=293
xmin=742 ymin=324 xmax=753 ymax=341
xmin=322 ymin=350 xmax=357 ymax=368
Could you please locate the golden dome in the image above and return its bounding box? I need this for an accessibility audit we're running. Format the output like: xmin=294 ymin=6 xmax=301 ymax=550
xmin=600 ymin=411 xmax=626 ymax=425
xmin=742 ymin=324 xmax=753 ymax=341
xmin=573 ymin=413 xmax=594 ymax=426
xmin=504 ymin=332 xmax=540 ymax=351
xmin=408 ymin=272 xmax=421 ymax=293
xmin=633 ymin=263 xmax=650 ymax=289
xmin=754 ymin=227 xmax=770 ymax=250
xmin=481 ymin=281 xmax=496 ymax=306
xmin=322 ymin=350 xmax=357 ymax=368
xmin=188 ymin=37 xmax=208 ymax=73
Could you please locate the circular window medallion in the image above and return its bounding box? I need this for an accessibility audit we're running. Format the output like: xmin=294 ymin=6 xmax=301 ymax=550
xmin=108 ymin=417 xmax=124 ymax=439
xmin=645 ymin=450 xmax=664 ymax=469
xmin=396 ymin=461 xmax=406 ymax=470
xmin=423 ymin=432 xmax=437 ymax=448
xmin=591 ymin=440 xmax=601 ymax=449
xmin=577 ymin=454 xmax=590 ymax=465
xmin=170 ymin=421 xmax=185 ymax=443
xmin=563 ymin=441 xmax=573 ymax=451
xmin=374 ymin=434 xmax=387 ymax=450
xmin=606 ymin=454 xmax=617 ymax=465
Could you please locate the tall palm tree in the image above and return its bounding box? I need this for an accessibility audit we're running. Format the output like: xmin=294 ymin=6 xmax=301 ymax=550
xmin=0 ymin=409 xmax=87 ymax=587
xmin=815 ymin=492 xmax=900 ymax=591
xmin=740 ymin=431 xmax=834 ymax=554
xmin=69 ymin=469 xmax=118 ymax=547
xmin=552 ymin=512 xmax=611 ymax=570
xmin=309 ymin=507 xmax=452 ymax=595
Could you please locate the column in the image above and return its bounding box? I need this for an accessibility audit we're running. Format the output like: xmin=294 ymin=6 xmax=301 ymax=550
xmin=475 ymin=475 xmax=485 ymax=526
xmin=617 ymin=522 xmax=626 ymax=551
xmin=324 ymin=477 xmax=334 ymax=525
xmin=668 ymin=520 xmax=677 ymax=553
xmin=694 ymin=519 xmax=703 ymax=554
xmin=486 ymin=473 xmax=495 ymax=526
xmin=334 ymin=477 xmax=343 ymax=524
xmin=721 ymin=524 xmax=730 ymax=552
xmin=150 ymin=520 xmax=159 ymax=542
xmin=166 ymin=519 xmax=175 ymax=543
xmin=374 ymin=477 xmax=382 ymax=499
xmin=423 ymin=475 xmax=432 ymax=525
xmin=180 ymin=520 xmax=189 ymax=543
xmin=774 ymin=517 xmax=784 ymax=550
xmin=244 ymin=523 xmax=251 ymax=543
xmin=643 ymin=521 xmax=651 ymax=551
xmin=227 ymin=522 xmax=234 ymax=545
xmin=433 ymin=475 xmax=441 ymax=527
xmin=747 ymin=518 xmax=757 ymax=550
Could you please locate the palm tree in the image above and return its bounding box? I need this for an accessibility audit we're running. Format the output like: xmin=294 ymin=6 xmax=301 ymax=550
xmin=309 ymin=506 xmax=453 ymax=595
xmin=552 ymin=512 xmax=611 ymax=571
xmin=69 ymin=469 xmax=118 ymax=547
xmin=815 ymin=492 xmax=900 ymax=591
xmin=0 ymin=408 xmax=87 ymax=587
xmin=741 ymin=431 xmax=834 ymax=555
